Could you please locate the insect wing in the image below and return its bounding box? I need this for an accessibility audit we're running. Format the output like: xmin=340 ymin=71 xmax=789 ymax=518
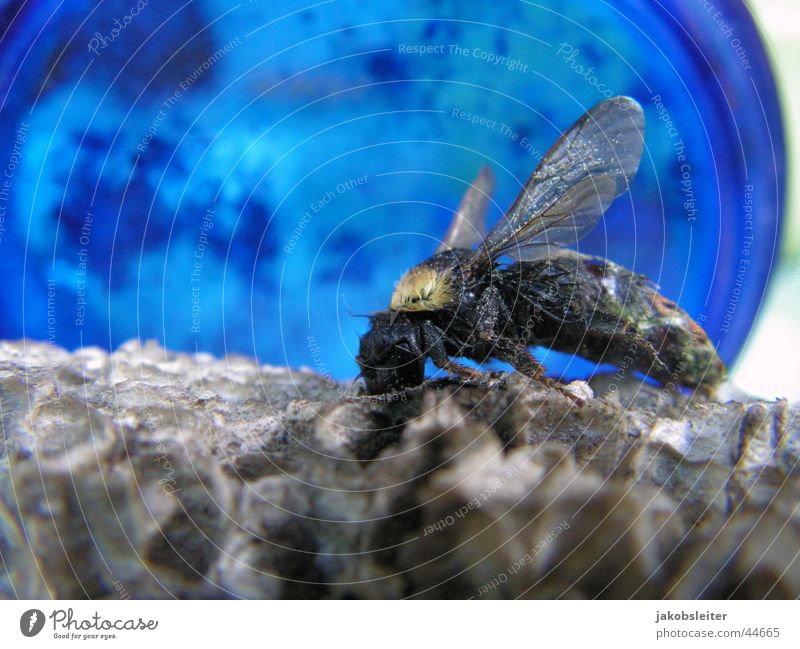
xmin=503 ymin=174 xmax=619 ymax=260
xmin=436 ymin=165 xmax=495 ymax=252
xmin=474 ymin=96 xmax=645 ymax=263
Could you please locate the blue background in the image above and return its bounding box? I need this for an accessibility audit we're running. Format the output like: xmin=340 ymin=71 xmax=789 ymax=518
xmin=0 ymin=0 xmax=784 ymax=380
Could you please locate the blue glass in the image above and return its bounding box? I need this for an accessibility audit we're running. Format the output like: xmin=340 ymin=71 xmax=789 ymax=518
xmin=0 ymin=0 xmax=784 ymax=381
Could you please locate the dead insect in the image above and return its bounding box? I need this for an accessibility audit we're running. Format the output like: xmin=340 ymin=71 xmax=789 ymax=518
xmin=356 ymin=96 xmax=726 ymax=397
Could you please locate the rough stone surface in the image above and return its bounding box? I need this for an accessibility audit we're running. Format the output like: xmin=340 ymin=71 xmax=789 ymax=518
xmin=1 ymin=339 xmax=798 ymax=599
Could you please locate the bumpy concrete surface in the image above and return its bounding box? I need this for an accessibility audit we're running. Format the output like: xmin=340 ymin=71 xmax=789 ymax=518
xmin=1 ymin=339 xmax=798 ymax=599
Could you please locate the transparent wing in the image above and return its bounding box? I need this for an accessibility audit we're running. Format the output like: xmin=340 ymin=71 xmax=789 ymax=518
xmin=436 ymin=165 xmax=495 ymax=252
xmin=471 ymin=96 xmax=645 ymax=264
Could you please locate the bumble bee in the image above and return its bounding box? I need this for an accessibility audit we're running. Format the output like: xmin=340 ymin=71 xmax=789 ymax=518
xmin=356 ymin=96 xmax=726 ymax=397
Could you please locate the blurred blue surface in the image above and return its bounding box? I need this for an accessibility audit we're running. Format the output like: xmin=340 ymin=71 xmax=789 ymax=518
xmin=0 ymin=0 xmax=784 ymax=380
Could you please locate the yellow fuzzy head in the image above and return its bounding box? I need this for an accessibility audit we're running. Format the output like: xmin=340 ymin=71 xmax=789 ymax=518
xmin=389 ymin=266 xmax=454 ymax=313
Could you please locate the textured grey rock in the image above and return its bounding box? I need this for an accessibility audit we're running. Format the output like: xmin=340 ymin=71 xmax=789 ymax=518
xmin=0 ymin=339 xmax=798 ymax=599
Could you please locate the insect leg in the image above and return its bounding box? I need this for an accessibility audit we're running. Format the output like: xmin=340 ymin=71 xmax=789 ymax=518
xmin=503 ymin=343 xmax=584 ymax=404
xmin=613 ymin=328 xmax=672 ymax=382
xmin=489 ymin=337 xmax=583 ymax=405
xmin=474 ymin=285 xmax=513 ymax=342
xmin=421 ymin=320 xmax=485 ymax=381
xmin=473 ymin=286 xmax=547 ymax=377
xmin=491 ymin=339 xmax=547 ymax=380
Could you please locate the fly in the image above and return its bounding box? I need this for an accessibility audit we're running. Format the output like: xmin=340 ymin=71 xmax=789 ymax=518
xmin=355 ymin=96 xmax=726 ymax=398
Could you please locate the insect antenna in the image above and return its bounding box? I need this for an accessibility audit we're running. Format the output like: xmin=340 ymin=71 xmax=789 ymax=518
xmin=341 ymin=294 xmax=372 ymax=319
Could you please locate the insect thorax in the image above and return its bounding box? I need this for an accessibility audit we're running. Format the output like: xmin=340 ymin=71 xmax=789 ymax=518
xmin=389 ymin=264 xmax=455 ymax=312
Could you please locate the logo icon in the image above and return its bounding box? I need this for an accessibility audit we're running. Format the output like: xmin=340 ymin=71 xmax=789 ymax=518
xmin=20 ymin=609 xmax=45 ymax=637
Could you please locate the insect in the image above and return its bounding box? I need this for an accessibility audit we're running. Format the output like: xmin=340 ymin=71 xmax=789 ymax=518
xmin=355 ymin=96 xmax=726 ymax=398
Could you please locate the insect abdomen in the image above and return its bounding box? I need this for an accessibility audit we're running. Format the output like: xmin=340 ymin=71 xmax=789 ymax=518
xmin=505 ymin=251 xmax=725 ymax=389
